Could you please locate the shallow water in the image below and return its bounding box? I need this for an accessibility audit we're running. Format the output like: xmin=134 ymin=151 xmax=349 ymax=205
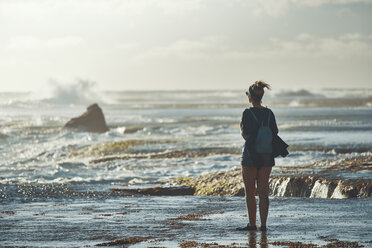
xmin=1 ymin=186 xmax=371 ymax=247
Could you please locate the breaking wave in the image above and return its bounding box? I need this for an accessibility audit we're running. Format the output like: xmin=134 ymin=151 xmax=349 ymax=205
xmin=274 ymin=89 xmax=325 ymax=98
xmin=30 ymin=78 xmax=107 ymax=105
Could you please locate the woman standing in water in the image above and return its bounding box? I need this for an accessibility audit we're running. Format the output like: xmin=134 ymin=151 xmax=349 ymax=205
xmin=238 ymin=80 xmax=278 ymax=231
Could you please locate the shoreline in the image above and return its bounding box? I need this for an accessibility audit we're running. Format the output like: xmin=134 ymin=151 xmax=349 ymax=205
xmin=1 ymin=195 xmax=370 ymax=248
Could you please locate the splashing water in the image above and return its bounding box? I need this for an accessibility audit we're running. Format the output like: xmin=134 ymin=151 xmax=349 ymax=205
xmin=31 ymin=78 xmax=105 ymax=105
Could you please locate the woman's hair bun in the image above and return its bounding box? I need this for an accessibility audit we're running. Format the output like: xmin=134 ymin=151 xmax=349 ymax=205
xmin=254 ymin=80 xmax=271 ymax=90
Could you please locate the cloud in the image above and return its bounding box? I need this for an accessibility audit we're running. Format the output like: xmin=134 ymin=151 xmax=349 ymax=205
xmin=242 ymin=33 xmax=372 ymax=60
xmin=154 ymin=0 xmax=203 ymax=15
xmin=134 ymin=36 xmax=228 ymax=62
xmin=7 ymin=36 xmax=85 ymax=50
xmin=253 ymin=0 xmax=289 ymax=17
xmin=133 ymin=33 xmax=372 ymax=63
xmin=115 ymin=42 xmax=140 ymax=51
xmin=292 ymin=0 xmax=372 ymax=7
xmin=253 ymin=0 xmax=372 ymax=17
xmin=111 ymin=32 xmax=372 ymax=90
xmin=337 ymin=7 xmax=357 ymax=17
xmin=1 ymin=0 xmax=370 ymax=23
xmin=0 ymin=0 xmax=203 ymax=21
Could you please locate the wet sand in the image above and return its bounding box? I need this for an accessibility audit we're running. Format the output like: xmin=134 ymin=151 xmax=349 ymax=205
xmin=0 ymin=188 xmax=371 ymax=247
xmin=1 ymin=155 xmax=371 ymax=247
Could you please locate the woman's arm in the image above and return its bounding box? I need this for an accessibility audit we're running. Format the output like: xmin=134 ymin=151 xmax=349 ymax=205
xmin=240 ymin=110 xmax=250 ymax=141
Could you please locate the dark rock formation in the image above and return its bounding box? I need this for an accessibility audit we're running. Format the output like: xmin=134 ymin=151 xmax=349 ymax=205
xmin=95 ymin=237 xmax=150 ymax=247
xmin=110 ymin=186 xmax=195 ymax=196
xmin=64 ymin=103 xmax=109 ymax=133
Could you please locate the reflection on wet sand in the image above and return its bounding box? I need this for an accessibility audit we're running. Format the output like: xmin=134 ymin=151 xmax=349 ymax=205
xmin=248 ymin=231 xmax=268 ymax=248
xmin=248 ymin=231 xmax=256 ymax=248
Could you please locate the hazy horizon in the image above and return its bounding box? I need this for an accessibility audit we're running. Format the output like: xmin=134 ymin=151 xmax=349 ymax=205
xmin=1 ymin=81 xmax=371 ymax=96
xmin=1 ymin=83 xmax=372 ymax=94
xmin=1 ymin=0 xmax=371 ymax=92
xmin=0 ymin=85 xmax=372 ymax=94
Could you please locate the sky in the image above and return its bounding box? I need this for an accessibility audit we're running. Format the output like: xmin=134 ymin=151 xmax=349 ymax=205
xmin=0 ymin=0 xmax=372 ymax=92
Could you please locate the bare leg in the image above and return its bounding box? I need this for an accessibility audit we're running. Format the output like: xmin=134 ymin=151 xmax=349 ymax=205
xmin=256 ymin=166 xmax=272 ymax=227
xmin=241 ymin=166 xmax=257 ymax=226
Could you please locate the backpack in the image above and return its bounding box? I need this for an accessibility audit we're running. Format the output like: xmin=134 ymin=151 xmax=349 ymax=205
xmin=248 ymin=109 xmax=273 ymax=153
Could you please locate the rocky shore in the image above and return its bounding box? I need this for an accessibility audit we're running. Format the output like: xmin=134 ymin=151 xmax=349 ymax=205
xmin=172 ymin=170 xmax=371 ymax=198
xmin=170 ymin=155 xmax=372 ymax=199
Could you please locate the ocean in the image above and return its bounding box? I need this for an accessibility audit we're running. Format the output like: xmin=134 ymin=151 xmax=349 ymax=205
xmin=1 ymin=84 xmax=371 ymax=247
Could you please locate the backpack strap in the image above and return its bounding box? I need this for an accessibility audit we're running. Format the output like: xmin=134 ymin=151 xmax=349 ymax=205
xmin=249 ymin=108 xmax=271 ymax=126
